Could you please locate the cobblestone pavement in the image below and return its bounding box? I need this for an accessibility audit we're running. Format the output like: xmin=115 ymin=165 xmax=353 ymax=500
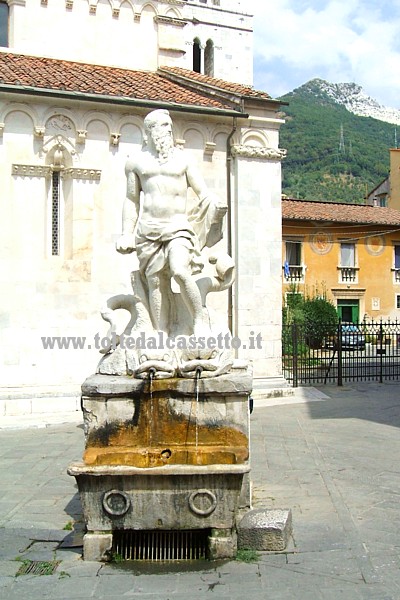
xmin=1 ymin=382 xmax=400 ymax=599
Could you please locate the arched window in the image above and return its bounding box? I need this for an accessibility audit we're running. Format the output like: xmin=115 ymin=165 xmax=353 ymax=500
xmin=204 ymin=39 xmax=214 ymax=77
xmin=193 ymin=37 xmax=201 ymax=73
xmin=0 ymin=1 xmax=9 ymax=48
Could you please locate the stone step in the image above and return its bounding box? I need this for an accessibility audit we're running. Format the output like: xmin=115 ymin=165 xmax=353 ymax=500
xmin=251 ymin=377 xmax=294 ymax=400
xmin=0 ymin=385 xmax=81 ymax=417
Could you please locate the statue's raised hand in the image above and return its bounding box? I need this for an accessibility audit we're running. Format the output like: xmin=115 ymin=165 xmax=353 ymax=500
xmin=116 ymin=233 xmax=136 ymax=254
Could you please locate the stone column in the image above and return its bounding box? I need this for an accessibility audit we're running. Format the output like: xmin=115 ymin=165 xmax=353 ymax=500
xmin=231 ymin=144 xmax=286 ymax=379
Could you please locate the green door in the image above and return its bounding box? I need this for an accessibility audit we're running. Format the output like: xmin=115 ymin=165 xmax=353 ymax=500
xmin=337 ymin=300 xmax=359 ymax=323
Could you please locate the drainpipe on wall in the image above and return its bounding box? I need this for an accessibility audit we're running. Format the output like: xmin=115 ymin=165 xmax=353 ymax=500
xmin=226 ymin=117 xmax=237 ymax=335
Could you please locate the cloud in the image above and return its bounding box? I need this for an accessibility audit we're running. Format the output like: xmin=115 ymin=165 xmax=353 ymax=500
xmin=253 ymin=0 xmax=400 ymax=107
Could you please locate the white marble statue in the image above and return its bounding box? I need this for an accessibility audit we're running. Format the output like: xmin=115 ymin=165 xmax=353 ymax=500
xmin=99 ymin=109 xmax=235 ymax=378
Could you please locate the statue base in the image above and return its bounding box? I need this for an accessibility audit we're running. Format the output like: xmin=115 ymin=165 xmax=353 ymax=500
xmin=68 ymin=363 xmax=253 ymax=561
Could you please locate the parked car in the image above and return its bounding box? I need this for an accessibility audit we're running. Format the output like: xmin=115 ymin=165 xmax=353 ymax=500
xmin=340 ymin=324 xmax=366 ymax=350
xmin=324 ymin=323 xmax=366 ymax=350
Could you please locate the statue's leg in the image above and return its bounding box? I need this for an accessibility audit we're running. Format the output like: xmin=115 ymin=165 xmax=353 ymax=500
xmin=168 ymin=239 xmax=206 ymax=337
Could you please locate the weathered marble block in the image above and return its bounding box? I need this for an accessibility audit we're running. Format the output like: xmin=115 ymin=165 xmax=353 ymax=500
xmin=80 ymin=368 xmax=251 ymax=468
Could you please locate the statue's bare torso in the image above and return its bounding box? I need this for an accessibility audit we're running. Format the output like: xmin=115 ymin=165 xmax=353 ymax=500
xmin=126 ymin=148 xmax=190 ymax=223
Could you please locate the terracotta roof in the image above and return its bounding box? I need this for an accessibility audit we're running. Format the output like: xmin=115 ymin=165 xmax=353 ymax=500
xmin=159 ymin=66 xmax=272 ymax=100
xmin=0 ymin=52 xmax=247 ymax=112
xmin=282 ymin=199 xmax=400 ymax=226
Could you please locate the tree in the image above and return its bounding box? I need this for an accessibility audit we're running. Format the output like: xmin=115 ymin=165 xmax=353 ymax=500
xmin=302 ymin=297 xmax=338 ymax=348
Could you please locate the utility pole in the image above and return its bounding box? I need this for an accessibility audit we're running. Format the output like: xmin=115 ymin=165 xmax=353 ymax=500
xmin=339 ymin=123 xmax=345 ymax=154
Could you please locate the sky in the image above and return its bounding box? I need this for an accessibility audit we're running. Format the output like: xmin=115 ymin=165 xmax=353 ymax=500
xmin=252 ymin=0 xmax=400 ymax=108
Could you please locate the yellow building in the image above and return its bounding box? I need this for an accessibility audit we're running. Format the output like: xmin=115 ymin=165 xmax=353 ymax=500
xmin=282 ymin=199 xmax=400 ymax=322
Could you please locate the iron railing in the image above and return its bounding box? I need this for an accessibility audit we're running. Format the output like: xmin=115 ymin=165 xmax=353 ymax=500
xmin=282 ymin=320 xmax=400 ymax=386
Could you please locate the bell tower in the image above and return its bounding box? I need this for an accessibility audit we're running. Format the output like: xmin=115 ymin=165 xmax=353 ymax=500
xmin=181 ymin=0 xmax=253 ymax=84
xmin=3 ymin=0 xmax=253 ymax=85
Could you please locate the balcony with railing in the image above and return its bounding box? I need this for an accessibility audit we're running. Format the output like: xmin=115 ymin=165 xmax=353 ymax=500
xmin=283 ymin=264 xmax=305 ymax=283
xmin=338 ymin=266 xmax=358 ymax=283
xmin=392 ymin=268 xmax=400 ymax=283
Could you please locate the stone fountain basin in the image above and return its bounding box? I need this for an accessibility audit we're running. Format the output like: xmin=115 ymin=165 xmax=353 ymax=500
xmin=83 ymin=444 xmax=249 ymax=467
xmin=68 ymin=462 xmax=250 ymax=532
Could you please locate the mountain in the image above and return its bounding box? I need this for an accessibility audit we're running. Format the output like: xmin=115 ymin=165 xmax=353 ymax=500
xmin=278 ymin=79 xmax=396 ymax=203
xmin=301 ymin=79 xmax=400 ymax=126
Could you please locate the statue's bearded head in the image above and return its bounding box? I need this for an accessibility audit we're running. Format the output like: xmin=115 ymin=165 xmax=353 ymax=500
xmin=144 ymin=109 xmax=174 ymax=161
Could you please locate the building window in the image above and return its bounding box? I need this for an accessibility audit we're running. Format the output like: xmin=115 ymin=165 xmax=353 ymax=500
xmin=286 ymin=240 xmax=301 ymax=264
xmin=284 ymin=240 xmax=304 ymax=282
xmin=394 ymin=245 xmax=400 ymax=283
xmin=0 ymin=1 xmax=9 ymax=48
xmin=204 ymin=39 xmax=214 ymax=77
xmin=396 ymin=294 xmax=400 ymax=309
xmin=48 ymin=142 xmax=68 ymax=257
xmin=193 ymin=37 xmax=201 ymax=73
xmin=337 ymin=299 xmax=360 ymax=323
xmin=339 ymin=242 xmax=357 ymax=282
xmin=51 ymin=171 xmax=61 ymax=255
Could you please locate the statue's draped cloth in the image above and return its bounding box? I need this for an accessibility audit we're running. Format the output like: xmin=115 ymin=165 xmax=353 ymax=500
xmin=135 ymin=194 xmax=223 ymax=278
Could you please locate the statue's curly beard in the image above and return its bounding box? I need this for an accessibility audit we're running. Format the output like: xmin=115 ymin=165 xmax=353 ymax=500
xmin=153 ymin=131 xmax=174 ymax=162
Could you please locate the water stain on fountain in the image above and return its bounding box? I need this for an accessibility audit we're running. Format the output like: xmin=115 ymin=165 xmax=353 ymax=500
xmin=82 ymin=377 xmax=249 ymax=468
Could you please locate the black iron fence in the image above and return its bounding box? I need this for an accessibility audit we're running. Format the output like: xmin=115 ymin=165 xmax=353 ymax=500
xmin=282 ymin=320 xmax=400 ymax=386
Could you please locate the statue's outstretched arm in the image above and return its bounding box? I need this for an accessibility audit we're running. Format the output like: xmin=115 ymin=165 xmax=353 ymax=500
xmin=116 ymin=164 xmax=140 ymax=254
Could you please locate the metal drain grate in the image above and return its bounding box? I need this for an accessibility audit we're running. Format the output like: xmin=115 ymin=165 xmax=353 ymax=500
xmin=16 ymin=560 xmax=60 ymax=576
xmin=113 ymin=529 xmax=209 ymax=561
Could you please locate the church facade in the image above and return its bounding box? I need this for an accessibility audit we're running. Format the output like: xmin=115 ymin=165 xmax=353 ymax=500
xmin=0 ymin=0 xmax=286 ymax=413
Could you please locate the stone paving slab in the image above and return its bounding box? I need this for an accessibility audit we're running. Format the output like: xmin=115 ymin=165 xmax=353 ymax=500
xmin=0 ymin=382 xmax=400 ymax=598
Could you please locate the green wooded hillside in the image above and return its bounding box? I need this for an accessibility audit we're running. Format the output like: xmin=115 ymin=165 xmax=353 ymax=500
xmin=278 ymin=82 xmax=395 ymax=203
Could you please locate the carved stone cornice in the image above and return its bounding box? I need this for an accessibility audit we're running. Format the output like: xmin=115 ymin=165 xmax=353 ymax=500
xmin=12 ymin=165 xmax=101 ymax=180
xmin=159 ymin=0 xmax=185 ymax=5
xmin=175 ymin=139 xmax=185 ymax=149
xmin=62 ymin=168 xmax=101 ymax=181
xmin=12 ymin=164 xmax=51 ymax=178
xmin=76 ymin=130 xmax=87 ymax=143
xmin=204 ymin=142 xmax=216 ymax=157
xmin=8 ymin=0 xmax=27 ymax=6
xmin=231 ymin=144 xmax=287 ymax=161
xmin=110 ymin=133 xmax=121 ymax=146
xmin=155 ymin=15 xmax=187 ymax=27
xmin=34 ymin=126 xmax=45 ymax=138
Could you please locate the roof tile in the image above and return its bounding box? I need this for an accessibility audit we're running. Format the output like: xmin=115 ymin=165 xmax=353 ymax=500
xmin=160 ymin=66 xmax=271 ymax=100
xmin=282 ymin=199 xmax=400 ymax=226
xmin=0 ymin=52 xmax=241 ymax=110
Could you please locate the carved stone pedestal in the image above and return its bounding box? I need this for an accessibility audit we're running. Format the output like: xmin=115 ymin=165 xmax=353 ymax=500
xmin=68 ymin=463 xmax=249 ymax=561
xmin=68 ymin=365 xmax=252 ymax=561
